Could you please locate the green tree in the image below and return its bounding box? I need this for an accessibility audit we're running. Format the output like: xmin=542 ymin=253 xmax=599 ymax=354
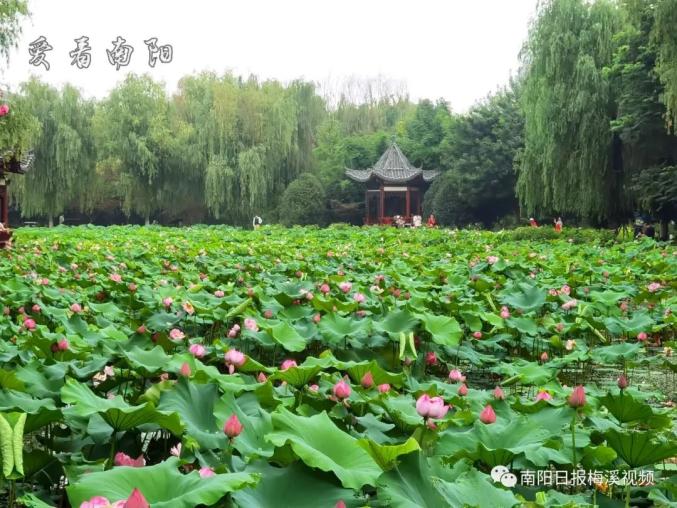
xmin=427 ymin=86 xmax=523 ymax=227
xmin=279 ymin=173 xmax=326 ymax=226
xmin=517 ymin=0 xmax=624 ymax=223
xmin=609 ymin=0 xmax=677 ymax=239
xmin=94 ymin=74 xmax=173 ymax=224
xmin=15 ymin=80 xmax=95 ymax=226
xmin=0 ymin=0 xmax=28 ymax=65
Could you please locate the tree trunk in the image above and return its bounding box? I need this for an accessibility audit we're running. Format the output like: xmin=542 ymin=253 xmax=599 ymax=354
xmin=660 ymin=218 xmax=669 ymax=241
xmin=48 ymin=215 xmax=53 ymax=228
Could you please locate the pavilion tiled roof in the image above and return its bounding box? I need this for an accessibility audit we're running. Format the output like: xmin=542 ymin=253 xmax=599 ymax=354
xmin=0 ymin=151 xmax=34 ymax=174
xmin=345 ymin=142 xmax=439 ymax=184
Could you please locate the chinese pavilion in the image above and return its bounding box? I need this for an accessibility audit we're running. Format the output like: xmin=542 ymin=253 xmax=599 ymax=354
xmin=345 ymin=142 xmax=439 ymax=225
xmin=0 ymin=152 xmax=33 ymax=248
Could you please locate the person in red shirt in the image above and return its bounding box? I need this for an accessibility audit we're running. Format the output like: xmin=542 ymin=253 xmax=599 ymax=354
xmin=427 ymin=214 xmax=437 ymax=228
xmin=529 ymin=217 xmax=539 ymax=228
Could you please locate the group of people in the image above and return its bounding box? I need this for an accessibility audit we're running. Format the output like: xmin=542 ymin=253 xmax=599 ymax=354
xmin=634 ymin=218 xmax=656 ymax=239
xmin=391 ymin=214 xmax=438 ymax=228
xmin=529 ymin=217 xmax=564 ymax=232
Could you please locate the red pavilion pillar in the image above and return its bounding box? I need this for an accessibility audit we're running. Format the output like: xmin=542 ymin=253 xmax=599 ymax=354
xmin=405 ymin=188 xmax=411 ymax=220
xmin=379 ymin=186 xmax=384 ymax=224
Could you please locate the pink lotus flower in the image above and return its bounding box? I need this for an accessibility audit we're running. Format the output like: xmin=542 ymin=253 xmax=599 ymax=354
xmin=560 ymin=284 xmax=571 ymax=296
xmin=162 ymin=297 xmax=173 ymax=308
xmin=479 ymin=404 xmax=496 ymax=424
xmin=170 ymin=443 xmax=182 ymax=457
xmin=0 ymin=104 xmax=9 ymax=117
xmin=493 ymin=386 xmax=505 ymax=400
xmin=647 ymin=282 xmax=661 ymax=293
xmin=199 ymin=467 xmax=215 ymax=478
xmin=32 ymin=304 xmax=41 ymax=313
xmin=305 ymin=292 xmax=314 ymax=301
xmin=540 ymin=352 xmax=549 ymax=362
xmin=500 ymin=306 xmax=510 ymax=319
xmin=535 ymin=390 xmax=552 ymax=401
xmin=568 ymin=385 xmax=586 ymax=408
xmin=620 ymin=301 xmax=629 ymax=312
xmin=425 ymin=351 xmax=437 ymax=366
xmin=224 ymin=414 xmax=243 ymax=438
xmin=70 ymin=303 xmax=82 ymax=313
xmin=308 ymin=384 xmax=319 ymax=392
xmin=336 ymin=501 xmax=347 ymax=508
xmin=378 ymin=383 xmax=391 ymax=394
xmin=487 ymin=256 xmax=499 ymax=265
xmin=637 ymin=332 xmax=648 ymax=341
xmin=57 ymin=338 xmax=69 ymax=351
xmin=561 ymin=299 xmax=577 ymax=311
xmin=458 ymin=384 xmax=468 ymax=396
xmin=617 ymin=374 xmax=628 ymax=389
xmin=313 ymin=313 xmax=321 ymax=324
xmin=182 ymin=302 xmax=195 ymax=315
xmin=361 ymin=371 xmax=374 ymax=389
xmin=114 ymin=452 xmax=145 ymax=467
xmin=169 ymin=328 xmax=185 ymax=341
xmin=320 ymin=283 xmax=330 ymax=294
xmin=124 ymin=488 xmax=149 ymax=508
xmin=179 ymin=362 xmax=192 ymax=377
xmin=556 ymin=322 xmax=565 ymax=333
xmin=23 ymin=318 xmax=36 ymax=331
xmin=416 ymin=394 xmax=449 ymax=419
xmin=548 ymin=289 xmax=559 ymax=296
xmin=281 ymin=359 xmax=297 ymax=370
xmin=448 ymin=369 xmax=465 ymax=383
xmin=473 ymin=331 xmax=482 ymax=339
xmin=339 ymin=282 xmax=352 ymax=293
xmin=136 ymin=325 xmax=146 ymax=334
xmin=110 ymin=273 xmax=122 ymax=283
xmin=224 ymin=349 xmax=246 ymax=374
xmin=257 ymin=372 xmax=267 ymax=383
xmin=353 ymin=292 xmax=366 ymax=303
xmin=189 ymin=343 xmax=206 ymax=358
xmin=244 ymin=318 xmax=258 ymax=332
xmin=79 ymin=496 xmax=116 ymax=508
xmin=214 ymin=290 xmax=225 ymax=298
xmin=333 ymin=379 xmax=352 ymax=399
xmin=227 ymin=324 xmax=240 ymax=338
xmin=263 ymin=309 xmax=274 ymax=319
xmin=565 ymin=339 xmax=576 ymax=351
xmin=128 ymin=283 xmax=137 ymax=292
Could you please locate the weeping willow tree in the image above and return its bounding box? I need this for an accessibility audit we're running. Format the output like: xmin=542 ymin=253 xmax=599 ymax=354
xmin=15 ymin=80 xmax=95 ymax=226
xmin=94 ymin=74 xmax=173 ymax=224
xmin=174 ymin=73 xmax=325 ymax=224
xmin=653 ymin=0 xmax=677 ymax=129
xmin=0 ymin=0 xmax=28 ymax=65
xmin=517 ymin=0 xmax=625 ymax=223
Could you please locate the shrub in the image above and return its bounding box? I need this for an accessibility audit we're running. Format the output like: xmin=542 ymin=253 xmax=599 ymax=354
xmin=278 ymin=173 xmax=326 ymax=226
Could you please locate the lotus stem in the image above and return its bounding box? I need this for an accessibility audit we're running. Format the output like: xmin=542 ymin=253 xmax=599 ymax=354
xmin=571 ymin=413 xmax=577 ymax=469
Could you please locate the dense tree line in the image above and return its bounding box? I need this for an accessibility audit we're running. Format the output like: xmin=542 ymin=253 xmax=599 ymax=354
xmin=0 ymin=0 xmax=675 ymax=234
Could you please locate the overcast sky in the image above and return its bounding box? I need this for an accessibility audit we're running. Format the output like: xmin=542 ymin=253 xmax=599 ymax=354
xmin=2 ymin=0 xmax=539 ymax=112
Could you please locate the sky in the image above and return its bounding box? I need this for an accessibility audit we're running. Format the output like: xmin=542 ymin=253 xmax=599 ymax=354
xmin=2 ymin=0 xmax=539 ymax=112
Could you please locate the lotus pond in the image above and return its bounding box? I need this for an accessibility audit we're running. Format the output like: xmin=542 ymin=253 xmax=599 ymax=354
xmin=0 ymin=225 xmax=675 ymax=508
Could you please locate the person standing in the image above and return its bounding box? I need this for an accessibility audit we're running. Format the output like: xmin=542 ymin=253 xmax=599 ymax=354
xmin=252 ymin=216 xmax=263 ymax=230
xmin=529 ymin=217 xmax=539 ymax=228
xmin=644 ymin=222 xmax=655 ymax=239
xmin=554 ymin=217 xmax=563 ymax=232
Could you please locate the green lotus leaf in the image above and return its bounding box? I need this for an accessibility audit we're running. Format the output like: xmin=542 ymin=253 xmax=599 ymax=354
xmin=66 ymin=457 xmax=259 ymax=508
xmin=418 ymin=313 xmax=463 ymax=346
xmin=265 ymin=407 xmax=382 ymax=489
xmin=61 ymin=378 xmax=183 ymax=435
